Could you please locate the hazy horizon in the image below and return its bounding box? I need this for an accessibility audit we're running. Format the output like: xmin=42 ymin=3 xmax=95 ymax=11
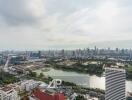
xmin=0 ymin=0 xmax=132 ymax=50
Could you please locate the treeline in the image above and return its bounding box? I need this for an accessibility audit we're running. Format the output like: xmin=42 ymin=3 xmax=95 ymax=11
xmin=126 ymin=66 xmax=132 ymax=79
xmin=0 ymin=70 xmax=18 ymax=85
xmin=62 ymin=81 xmax=105 ymax=100
xmin=46 ymin=60 xmax=104 ymax=76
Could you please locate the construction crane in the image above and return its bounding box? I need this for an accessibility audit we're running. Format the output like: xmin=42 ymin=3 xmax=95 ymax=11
xmin=3 ymin=54 xmax=11 ymax=72
xmin=0 ymin=55 xmax=11 ymax=81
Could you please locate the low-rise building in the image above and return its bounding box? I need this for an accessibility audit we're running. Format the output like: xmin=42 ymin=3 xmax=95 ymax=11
xmin=21 ymin=80 xmax=40 ymax=92
xmin=30 ymin=89 xmax=65 ymax=100
xmin=0 ymin=86 xmax=20 ymax=100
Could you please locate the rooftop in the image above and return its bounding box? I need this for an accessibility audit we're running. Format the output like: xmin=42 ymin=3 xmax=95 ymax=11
xmin=1 ymin=87 xmax=13 ymax=92
xmin=32 ymin=89 xmax=65 ymax=100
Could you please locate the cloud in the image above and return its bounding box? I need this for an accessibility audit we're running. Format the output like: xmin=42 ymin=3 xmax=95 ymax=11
xmin=0 ymin=0 xmax=45 ymax=25
xmin=0 ymin=0 xmax=131 ymax=49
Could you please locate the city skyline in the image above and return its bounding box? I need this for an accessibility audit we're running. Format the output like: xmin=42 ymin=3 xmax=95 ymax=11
xmin=0 ymin=0 xmax=132 ymax=50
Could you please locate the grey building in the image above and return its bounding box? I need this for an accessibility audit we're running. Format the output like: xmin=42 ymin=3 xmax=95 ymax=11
xmin=105 ymin=67 xmax=126 ymax=100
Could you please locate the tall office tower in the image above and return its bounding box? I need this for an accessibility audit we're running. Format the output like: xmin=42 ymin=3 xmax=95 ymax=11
xmin=105 ymin=67 xmax=126 ymax=100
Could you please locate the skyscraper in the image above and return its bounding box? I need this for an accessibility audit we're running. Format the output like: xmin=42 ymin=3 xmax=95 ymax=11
xmin=105 ymin=67 xmax=126 ymax=100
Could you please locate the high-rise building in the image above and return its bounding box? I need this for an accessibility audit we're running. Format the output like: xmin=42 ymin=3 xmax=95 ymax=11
xmin=105 ymin=67 xmax=126 ymax=100
xmin=38 ymin=51 xmax=42 ymax=58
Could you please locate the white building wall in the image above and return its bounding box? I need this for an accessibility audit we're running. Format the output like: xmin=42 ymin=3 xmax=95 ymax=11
xmin=105 ymin=68 xmax=126 ymax=100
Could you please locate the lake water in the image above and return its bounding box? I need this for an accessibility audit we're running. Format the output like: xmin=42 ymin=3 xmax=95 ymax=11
xmin=34 ymin=68 xmax=132 ymax=93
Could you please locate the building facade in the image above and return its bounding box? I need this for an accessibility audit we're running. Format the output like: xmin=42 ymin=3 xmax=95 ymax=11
xmin=21 ymin=80 xmax=40 ymax=92
xmin=105 ymin=67 xmax=126 ymax=100
xmin=0 ymin=87 xmax=19 ymax=100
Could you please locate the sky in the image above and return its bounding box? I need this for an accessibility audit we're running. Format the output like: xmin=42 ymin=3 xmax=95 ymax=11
xmin=0 ymin=0 xmax=132 ymax=50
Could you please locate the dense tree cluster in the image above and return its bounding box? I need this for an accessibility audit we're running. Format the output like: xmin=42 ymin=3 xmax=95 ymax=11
xmin=0 ymin=70 xmax=18 ymax=85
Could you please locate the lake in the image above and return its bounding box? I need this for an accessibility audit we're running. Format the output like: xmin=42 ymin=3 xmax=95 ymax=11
xmin=34 ymin=68 xmax=132 ymax=93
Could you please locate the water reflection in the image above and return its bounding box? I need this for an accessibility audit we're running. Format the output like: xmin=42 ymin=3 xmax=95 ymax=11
xmin=35 ymin=68 xmax=132 ymax=92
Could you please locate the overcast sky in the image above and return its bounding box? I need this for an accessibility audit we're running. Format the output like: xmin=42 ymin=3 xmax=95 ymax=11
xmin=0 ymin=0 xmax=132 ymax=50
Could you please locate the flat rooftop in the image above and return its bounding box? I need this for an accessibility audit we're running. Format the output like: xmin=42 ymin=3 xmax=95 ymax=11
xmin=1 ymin=87 xmax=13 ymax=92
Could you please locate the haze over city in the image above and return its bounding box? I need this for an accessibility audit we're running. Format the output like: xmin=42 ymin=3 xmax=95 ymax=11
xmin=0 ymin=0 xmax=132 ymax=50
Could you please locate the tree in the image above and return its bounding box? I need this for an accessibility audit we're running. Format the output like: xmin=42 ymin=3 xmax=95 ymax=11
xmin=28 ymin=71 xmax=37 ymax=77
xmin=76 ymin=95 xmax=86 ymax=100
xmin=39 ymin=72 xmax=44 ymax=78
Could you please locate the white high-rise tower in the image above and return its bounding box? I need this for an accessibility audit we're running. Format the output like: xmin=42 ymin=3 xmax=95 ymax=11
xmin=105 ymin=67 xmax=126 ymax=100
